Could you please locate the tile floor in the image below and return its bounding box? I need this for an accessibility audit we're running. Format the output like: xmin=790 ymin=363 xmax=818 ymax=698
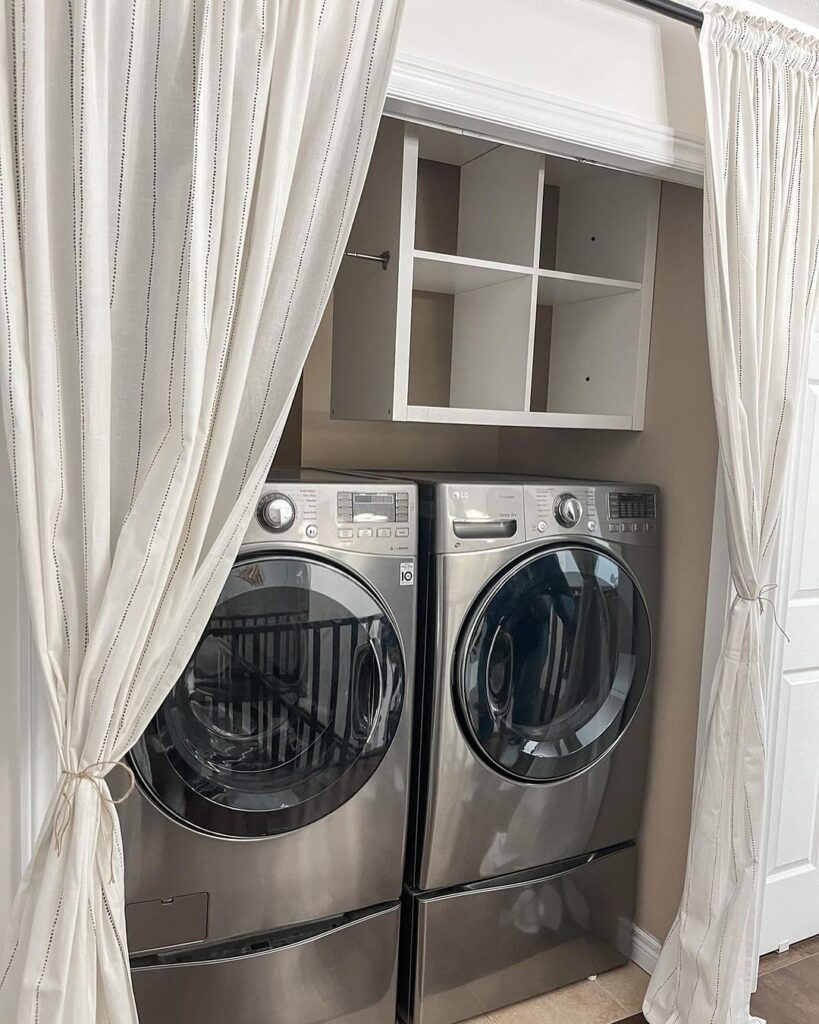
xmin=460 ymin=960 xmax=650 ymax=1024
xmin=458 ymin=933 xmax=819 ymax=1023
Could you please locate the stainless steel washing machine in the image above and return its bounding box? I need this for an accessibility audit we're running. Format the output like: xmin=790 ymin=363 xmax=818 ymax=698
xmin=117 ymin=470 xmax=418 ymax=1024
xmin=397 ymin=475 xmax=660 ymax=1024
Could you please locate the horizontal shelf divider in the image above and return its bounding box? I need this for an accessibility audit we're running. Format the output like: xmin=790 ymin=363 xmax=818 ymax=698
xmin=404 ymin=404 xmax=635 ymax=430
xmin=536 ymin=268 xmax=642 ymax=306
xmin=413 ymin=250 xmax=533 ymax=294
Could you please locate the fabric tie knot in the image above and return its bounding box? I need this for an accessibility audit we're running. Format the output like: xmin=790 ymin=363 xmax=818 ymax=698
xmin=735 ymin=583 xmax=790 ymax=641
xmin=53 ymin=760 xmax=136 ymax=882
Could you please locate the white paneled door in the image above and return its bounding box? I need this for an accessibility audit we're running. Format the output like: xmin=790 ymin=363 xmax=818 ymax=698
xmin=761 ymin=330 xmax=819 ymax=954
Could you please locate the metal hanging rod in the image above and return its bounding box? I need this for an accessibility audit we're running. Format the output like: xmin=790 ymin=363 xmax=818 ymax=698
xmin=621 ymin=0 xmax=704 ymax=27
xmin=344 ymin=250 xmax=391 ymax=270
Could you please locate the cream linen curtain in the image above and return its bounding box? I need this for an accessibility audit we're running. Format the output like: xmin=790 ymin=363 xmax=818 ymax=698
xmin=0 ymin=1 xmax=403 ymax=1020
xmin=644 ymin=6 xmax=819 ymax=1024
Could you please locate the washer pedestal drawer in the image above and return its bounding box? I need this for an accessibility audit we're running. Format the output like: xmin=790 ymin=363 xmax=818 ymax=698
xmin=131 ymin=902 xmax=400 ymax=1024
xmin=400 ymin=844 xmax=636 ymax=1024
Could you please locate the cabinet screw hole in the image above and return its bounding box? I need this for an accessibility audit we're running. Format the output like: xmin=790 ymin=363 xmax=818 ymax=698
xmin=585 ymin=376 xmax=591 ymax=382
xmin=590 ymin=236 xmax=596 ymax=242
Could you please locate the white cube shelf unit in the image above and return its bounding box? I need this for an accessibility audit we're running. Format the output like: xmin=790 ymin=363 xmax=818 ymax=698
xmin=331 ymin=118 xmax=660 ymax=430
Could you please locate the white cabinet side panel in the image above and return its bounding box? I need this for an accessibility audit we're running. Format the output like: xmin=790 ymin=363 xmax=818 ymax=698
xmin=548 ymin=291 xmax=643 ymax=418
xmin=331 ymin=119 xmax=405 ymax=421
xmin=450 ymin=275 xmax=533 ymax=410
xmin=457 ymin=146 xmax=544 ymax=266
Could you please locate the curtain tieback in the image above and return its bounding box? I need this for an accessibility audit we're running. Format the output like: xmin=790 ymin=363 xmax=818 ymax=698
xmin=735 ymin=584 xmax=790 ymax=642
xmin=53 ymin=760 xmax=136 ymax=881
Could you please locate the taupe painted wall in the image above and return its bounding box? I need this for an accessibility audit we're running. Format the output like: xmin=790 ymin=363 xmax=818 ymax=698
xmin=298 ymin=300 xmax=502 ymax=473
xmin=291 ymin=180 xmax=716 ymax=945
xmin=496 ymin=181 xmax=718 ymax=941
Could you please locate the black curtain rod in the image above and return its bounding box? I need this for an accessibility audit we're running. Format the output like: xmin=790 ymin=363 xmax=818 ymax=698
xmin=621 ymin=0 xmax=704 ymax=27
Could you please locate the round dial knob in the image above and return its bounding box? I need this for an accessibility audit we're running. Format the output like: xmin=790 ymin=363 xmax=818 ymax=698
xmin=257 ymin=492 xmax=296 ymax=533
xmin=554 ymin=493 xmax=583 ymax=528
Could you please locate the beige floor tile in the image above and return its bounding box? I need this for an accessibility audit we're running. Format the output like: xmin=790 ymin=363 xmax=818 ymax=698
xmin=483 ymin=978 xmax=626 ymax=1024
xmin=594 ymin=961 xmax=650 ymax=1013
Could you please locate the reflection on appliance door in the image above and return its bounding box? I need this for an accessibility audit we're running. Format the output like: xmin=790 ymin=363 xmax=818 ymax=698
xmin=456 ymin=546 xmax=651 ymax=782
xmin=131 ymin=555 xmax=405 ymax=839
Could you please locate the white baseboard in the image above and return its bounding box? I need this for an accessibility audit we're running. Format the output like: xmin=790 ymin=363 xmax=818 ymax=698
xmin=631 ymin=923 xmax=662 ymax=975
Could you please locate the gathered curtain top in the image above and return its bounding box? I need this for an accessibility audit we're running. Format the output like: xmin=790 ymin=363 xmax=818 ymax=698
xmin=704 ymin=2 xmax=819 ymax=71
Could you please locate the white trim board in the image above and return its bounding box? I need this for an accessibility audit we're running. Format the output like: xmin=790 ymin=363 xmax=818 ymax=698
xmin=386 ymin=54 xmax=705 ymax=187
xmin=631 ymin=923 xmax=663 ymax=975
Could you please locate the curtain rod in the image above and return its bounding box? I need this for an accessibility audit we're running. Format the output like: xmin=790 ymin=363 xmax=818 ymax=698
xmin=621 ymin=0 xmax=704 ymax=27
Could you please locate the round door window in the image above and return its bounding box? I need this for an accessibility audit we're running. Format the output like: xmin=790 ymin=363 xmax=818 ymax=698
xmin=455 ymin=545 xmax=651 ymax=782
xmin=131 ymin=555 xmax=405 ymax=838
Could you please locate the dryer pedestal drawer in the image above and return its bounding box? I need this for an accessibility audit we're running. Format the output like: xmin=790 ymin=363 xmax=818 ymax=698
xmin=132 ymin=903 xmax=400 ymax=1024
xmin=400 ymin=844 xmax=635 ymax=1024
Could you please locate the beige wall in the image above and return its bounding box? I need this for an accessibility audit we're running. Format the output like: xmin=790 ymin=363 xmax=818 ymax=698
xmin=288 ymin=182 xmax=716 ymax=944
xmin=299 ymin=301 xmax=502 ymax=473
xmin=496 ymin=181 xmax=718 ymax=940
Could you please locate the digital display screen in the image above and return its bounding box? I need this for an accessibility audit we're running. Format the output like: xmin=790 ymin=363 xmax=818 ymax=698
xmin=337 ymin=491 xmax=410 ymax=525
xmin=353 ymin=492 xmax=396 ymax=523
xmin=608 ymin=492 xmax=657 ymax=520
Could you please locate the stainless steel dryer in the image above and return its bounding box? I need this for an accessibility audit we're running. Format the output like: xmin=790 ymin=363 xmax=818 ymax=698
xmin=117 ymin=470 xmax=418 ymax=1024
xmin=398 ymin=475 xmax=660 ymax=1024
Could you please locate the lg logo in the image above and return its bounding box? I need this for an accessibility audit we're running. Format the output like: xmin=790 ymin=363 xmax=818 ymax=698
xmin=400 ymin=561 xmax=415 ymax=586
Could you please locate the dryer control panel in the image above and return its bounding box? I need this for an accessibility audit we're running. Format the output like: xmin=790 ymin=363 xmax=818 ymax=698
xmin=524 ymin=482 xmax=659 ymax=547
xmin=434 ymin=479 xmax=658 ymax=553
xmin=244 ymin=481 xmax=417 ymax=557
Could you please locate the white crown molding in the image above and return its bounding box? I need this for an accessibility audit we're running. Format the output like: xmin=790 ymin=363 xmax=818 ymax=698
xmin=386 ymin=54 xmax=705 ymax=187
xmin=631 ymin=922 xmax=663 ymax=975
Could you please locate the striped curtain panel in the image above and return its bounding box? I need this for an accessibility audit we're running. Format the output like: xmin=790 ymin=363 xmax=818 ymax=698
xmin=0 ymin=1 xmax=403 ymax=1020
xmin=644 ymin=6 xmax=819 ymax=1024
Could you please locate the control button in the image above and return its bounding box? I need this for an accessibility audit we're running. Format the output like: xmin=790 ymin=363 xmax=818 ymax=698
xmin=609 ymin=523 xmax=622 ymax=533
xmin=377 ymin=528 xmax=391 ymax=538
xmin=624 ymin=523 xmax=636 ymax=533
xmin=554 ymin=493 xmax=583 ymax=528
xmin=258 ymin=493 xmax=296 ymax=533
xmin=395 ymin=527 xmax=410 ymax=537
xmin=358 ymin=528 xmax=373 ymax=538
xmin=305 ymin=523 xmax=318 ymax=539
xmin=338 ymin=529 xmax=353 ymax=539
xmin=537 ymin=521 xmax=547 ymax=533
xmin=587 ymin=521 xmax=597 ymax=532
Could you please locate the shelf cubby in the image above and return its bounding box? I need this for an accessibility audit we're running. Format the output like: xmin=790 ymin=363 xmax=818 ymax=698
xmin=331 ymin=118 xmax=660 ymax=431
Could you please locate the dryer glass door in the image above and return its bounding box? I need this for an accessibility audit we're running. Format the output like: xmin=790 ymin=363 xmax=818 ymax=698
xmin=456 ymin=545 xmax=650 ymax=782
xmin=131 ymin=555 xmax=405 ymax=837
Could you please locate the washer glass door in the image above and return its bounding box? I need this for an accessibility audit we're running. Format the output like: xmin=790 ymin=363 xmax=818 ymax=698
xmin=132 ymin=555 xmax=404 ymax=837
xmin=456 ymin=545 xmax=650 ymax=782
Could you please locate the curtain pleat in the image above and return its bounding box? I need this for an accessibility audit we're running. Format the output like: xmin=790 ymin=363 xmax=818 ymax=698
xmin=0 ymin=1 xmax=404 ymax=1020
xmin=644 ymin=5 xmax=819 ymax=1023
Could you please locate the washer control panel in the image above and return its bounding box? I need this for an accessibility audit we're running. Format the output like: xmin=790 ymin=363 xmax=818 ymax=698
xmin=246 ymin=482 xmax=416 ymax=555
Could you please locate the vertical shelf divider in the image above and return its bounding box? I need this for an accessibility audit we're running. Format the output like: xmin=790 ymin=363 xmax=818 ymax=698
xmin=392 ymin=125 xmax=419 ymax=421
xmin=524 ymin=156 xmax=547 ymax=413
xmin=630 ymin=179 xmax=661 ymax=430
